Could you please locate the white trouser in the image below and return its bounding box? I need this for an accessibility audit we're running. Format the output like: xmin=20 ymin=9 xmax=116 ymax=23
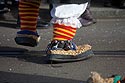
xmin=51 ymin=3 xmax=88 ymax=28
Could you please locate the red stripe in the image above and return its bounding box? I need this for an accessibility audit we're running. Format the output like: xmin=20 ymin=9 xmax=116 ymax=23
xmin=21 ymin=28 xmax=36 ymax=31
xmin=54 ymin=27 xmax=76 ymax=34
xmin=19 ymin=10 xmax=39 ymax=13
xmin=21 ymin=23 xmax=37 ymax=26
xmin=54 ymin=24 xmax=76 ymax=30
xmin=19 ymin=14 xmax=38 ymax=17
xmin=53 ymin=24 xmax=77 ymax=40
xmin=20 ymin=1 xmax=40 ymax=6
xmin=54 ymin=24 xmax=76 ymax=33
xmin=20 ymin=18 xmax=37 ymax=21
xmin=19 ymin=5 xmax=38 ymax=9
xmin=19 ymin=1 xmax=40 ymax=8
xmin=54 ymin=29 xmax=75 ymax=37
xmin=54 ymin=35 xmax=72 ymax=40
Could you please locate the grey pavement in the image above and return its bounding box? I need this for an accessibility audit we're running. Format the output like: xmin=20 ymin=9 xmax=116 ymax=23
xmin=1 ymin=3 xmax=125 ymax=22
xmin=0 ymin=3 xmax=125 ymax=83
xmin=0 ymin=18 xmax=125 ymax=83
xmin=0 ymin=56 xmax=125 ymax=83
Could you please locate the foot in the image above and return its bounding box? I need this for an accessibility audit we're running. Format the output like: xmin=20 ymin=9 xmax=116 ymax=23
xmin=37 ymin=20 xmax=51 ymax=28
xmin=104 ymin=2 xmax=112 ymax=7
xmin=37 ymin=16 xmax=51 ymax=28
xmin=0 ymin=7 xmax=10 ymax=14
xmin=79 ymin=17 xmax=96 ymax=27
xmin=15 ymin=30 xmax=40 ymax=47
xmin=79 ymin=9 xmax=96 ymax=27
xmin=119 ymin=0 xmax=125 ymax=9
xmin=46 ymin=40 xmax=93 ymax=62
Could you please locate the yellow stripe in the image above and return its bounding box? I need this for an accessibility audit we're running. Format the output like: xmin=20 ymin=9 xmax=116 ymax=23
xmin=21 ymin=20 xmax=37 ymax=23
xmin=19 ymin=12 xmax=39 ymax=15
xmin=53 ymin=38 xmax=67 ymax=41
xmin=21 ymin=1 xmax=40 ymax=5
xmin=19 ymin=8 xmax=39 ymax=11
xmin=55 ymin=27 xmax=77 ymax=33
xmin=20 ymin=1 xmax=40 ymax=8
xmin=55 ymin=28 xmax=75 ymax=35
xmin=25 ymin=0 xmax=41 ymax=4
xmin=19 ymin=5 xmax=30 ymax=7
xmin=21 ymin=17 xmax=37 ymax=19
xmin=54 ymin=31 xmax=73 ymax=38
xmin=72 ymin=29 xmax=77 ymax=32
xmin=28 ymin=0 xmax=41 ymax=4
xmin=21 ymin=25 xmax=36 ymax=28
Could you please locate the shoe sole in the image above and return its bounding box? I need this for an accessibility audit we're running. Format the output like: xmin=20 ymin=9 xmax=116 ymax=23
xmin=15 ymin=37 xmax=39 ymax=47
xmin=46 ymin=50 xmax=94 ymax=62
xmin=0 ymin=8 xmax=10 ymax=14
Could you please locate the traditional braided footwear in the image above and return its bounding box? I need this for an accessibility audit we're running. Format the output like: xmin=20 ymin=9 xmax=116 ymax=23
xmin=15 ymin=30 xmax=40 ymax=47
xmin=46 ymin=40 xmax=93 ymax=62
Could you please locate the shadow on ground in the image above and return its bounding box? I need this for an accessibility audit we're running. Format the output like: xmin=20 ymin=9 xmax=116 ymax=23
xmin=0 ymin=46 xmax=91 ymax=65
xmin=93 ymin=50 xmax=125 ymax=55
xmin=0 ymin=46 xmax=48 ymax=64
xmin=0 ymin=46 xmax=125 ymax=65
xmin=0 ymin=71 xmax=85 ymax=83
xmin=0 ymin=21 xmax=17 ymax=29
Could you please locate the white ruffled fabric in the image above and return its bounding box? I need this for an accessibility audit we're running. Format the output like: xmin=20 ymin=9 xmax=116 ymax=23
xmin=51 ymin=3 xmax=88 ymax=28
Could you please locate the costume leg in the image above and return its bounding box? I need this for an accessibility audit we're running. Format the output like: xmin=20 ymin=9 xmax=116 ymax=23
xmin=46 ymin=3 xmax=93 ymax=62
xmin=15 ymin=0 xmax=41 ymax=47
xmin=0 ymin=0 xmax=10 ymax=14
xmin=19 ymin=0 xmax=41 ymax=32
xmin=53 ymin=24 xmax=76 ymax=41
xmin=79 ymin=2 xmax=96 ymax=27
xmin=46 ymin=24 xmax=93 ymax=62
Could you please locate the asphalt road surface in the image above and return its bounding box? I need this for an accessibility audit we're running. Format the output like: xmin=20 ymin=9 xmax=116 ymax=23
xmin=0 ymin=18 xmax=125 ymax=83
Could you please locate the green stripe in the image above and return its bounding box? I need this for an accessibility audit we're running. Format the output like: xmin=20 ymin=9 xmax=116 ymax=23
xmin=114 ymin=76 xmax=121 ymax=83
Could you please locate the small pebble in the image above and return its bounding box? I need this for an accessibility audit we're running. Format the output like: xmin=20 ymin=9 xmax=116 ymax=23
xmin=9 ymin=68 xmax=12 ymax=71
